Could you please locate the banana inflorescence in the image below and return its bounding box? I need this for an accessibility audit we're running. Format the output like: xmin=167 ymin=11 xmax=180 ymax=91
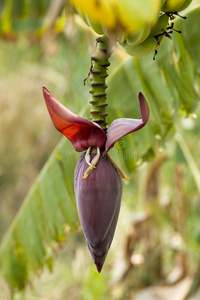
xmin=72 ymin=0 xmax=193 ymax=58
xmin=122 ymin=13 xmax=169 ymax=58
xmin=161 ymin=0 xmax=192 ymax=12
xmin=121 ymin=0 xmax=192 ymax=58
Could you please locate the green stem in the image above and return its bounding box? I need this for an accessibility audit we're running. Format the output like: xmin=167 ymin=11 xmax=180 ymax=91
xmin=88 ymin=35 xmax=111 ymax=132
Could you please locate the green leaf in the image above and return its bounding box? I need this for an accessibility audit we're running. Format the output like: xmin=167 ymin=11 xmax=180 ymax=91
xmin=176 ymin=134 xmax=200 ymax=194
xmin=0 ymin=0 xmax=53 ymax=35
xmin=0 ymin=138 xmax=78 ymax=289
xmin=175 ymin=5 xmax=200 ymax=74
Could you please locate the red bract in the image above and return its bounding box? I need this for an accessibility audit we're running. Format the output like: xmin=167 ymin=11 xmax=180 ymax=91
xmin=43 ymin=86 xmax=149 ymax=272
xmin=43 ymin=87 xmax=149 ymax=155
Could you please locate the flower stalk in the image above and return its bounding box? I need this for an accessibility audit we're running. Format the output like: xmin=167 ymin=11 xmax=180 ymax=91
xmin=88 ymin=35 xmax=111 ymax=132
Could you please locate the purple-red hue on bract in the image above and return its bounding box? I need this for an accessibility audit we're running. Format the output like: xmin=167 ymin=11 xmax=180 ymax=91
xmin=43 ymin=87 xmax=107 ymax=152
xmin=43 ymin=87 xmax=149 ymax=155
xmin=104 ymin=92 xmax=149 ymax=154
xmin=74 ymin=152 xmax=122 ymax=272
xmin=43 ymin=86 xmax=150 ymax=272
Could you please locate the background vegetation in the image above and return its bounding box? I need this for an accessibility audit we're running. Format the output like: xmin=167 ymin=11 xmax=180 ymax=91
xmin=0 ymin=0 xmax=200 ymax=299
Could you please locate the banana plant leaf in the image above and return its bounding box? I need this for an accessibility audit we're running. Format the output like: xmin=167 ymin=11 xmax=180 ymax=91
xmin=0 ymin=4 xmax=200 ymax=291
xmin=0 ymin=0 xmax=64 ymax=36
xmin=0 ymin=138 xmax=79 ymax=289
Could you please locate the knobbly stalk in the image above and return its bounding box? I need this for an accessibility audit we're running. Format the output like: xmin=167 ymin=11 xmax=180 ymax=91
xmin=84 ymin=35 xmax=129 ymax=181
xmin=87 ymin=35 xmax=111 ymax=132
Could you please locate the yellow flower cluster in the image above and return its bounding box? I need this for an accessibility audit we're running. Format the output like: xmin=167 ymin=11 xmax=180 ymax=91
xmin=71 ymin=0 xmax=193 ymax=56
xmin=71 ymin=0 xmax=161 ymax=35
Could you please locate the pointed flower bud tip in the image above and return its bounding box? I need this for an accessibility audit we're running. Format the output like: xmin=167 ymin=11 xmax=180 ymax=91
xmin=74 ymin=152 xmax=122 ymax=271
xmin=95 ymin=263 xmax=103 ymax=273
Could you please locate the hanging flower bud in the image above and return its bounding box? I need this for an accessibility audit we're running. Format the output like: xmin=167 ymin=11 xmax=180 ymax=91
xmin=74 ymin=150 xmax=122 ymax=272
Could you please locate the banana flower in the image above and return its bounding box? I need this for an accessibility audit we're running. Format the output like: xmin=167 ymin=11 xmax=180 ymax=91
xmin=43 ymin=86 xmax=149 ymax=272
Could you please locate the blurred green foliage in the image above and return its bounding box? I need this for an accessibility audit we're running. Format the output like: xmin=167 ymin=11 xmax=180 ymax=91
xmin=0 ymin=30 xmax=91 ymax=240
xmin=0 ymin=1 xmax=200 ymax=300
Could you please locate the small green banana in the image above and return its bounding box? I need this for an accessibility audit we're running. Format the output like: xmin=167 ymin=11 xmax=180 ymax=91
xmin=122 ymin=13 xmax=169 ymax=57
xmin=122 ymin=35 xmax=165 ymax=57
xmin=116 ymin=30 xmax=128 ymax=44
xmin=178 ymin=0 xmax=193 ymax=12
xmin=76 ymin=4 xmax=104 ymax=34
xmin=161 ymin=0 xmax=186 ymax=12
xmin=85 ymin=15 xmax=104 ymax=35
xmin=126 ymin=26 xmax=151 ymax=46
xmin=149 ymin=13 xmax=169 ymax=37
